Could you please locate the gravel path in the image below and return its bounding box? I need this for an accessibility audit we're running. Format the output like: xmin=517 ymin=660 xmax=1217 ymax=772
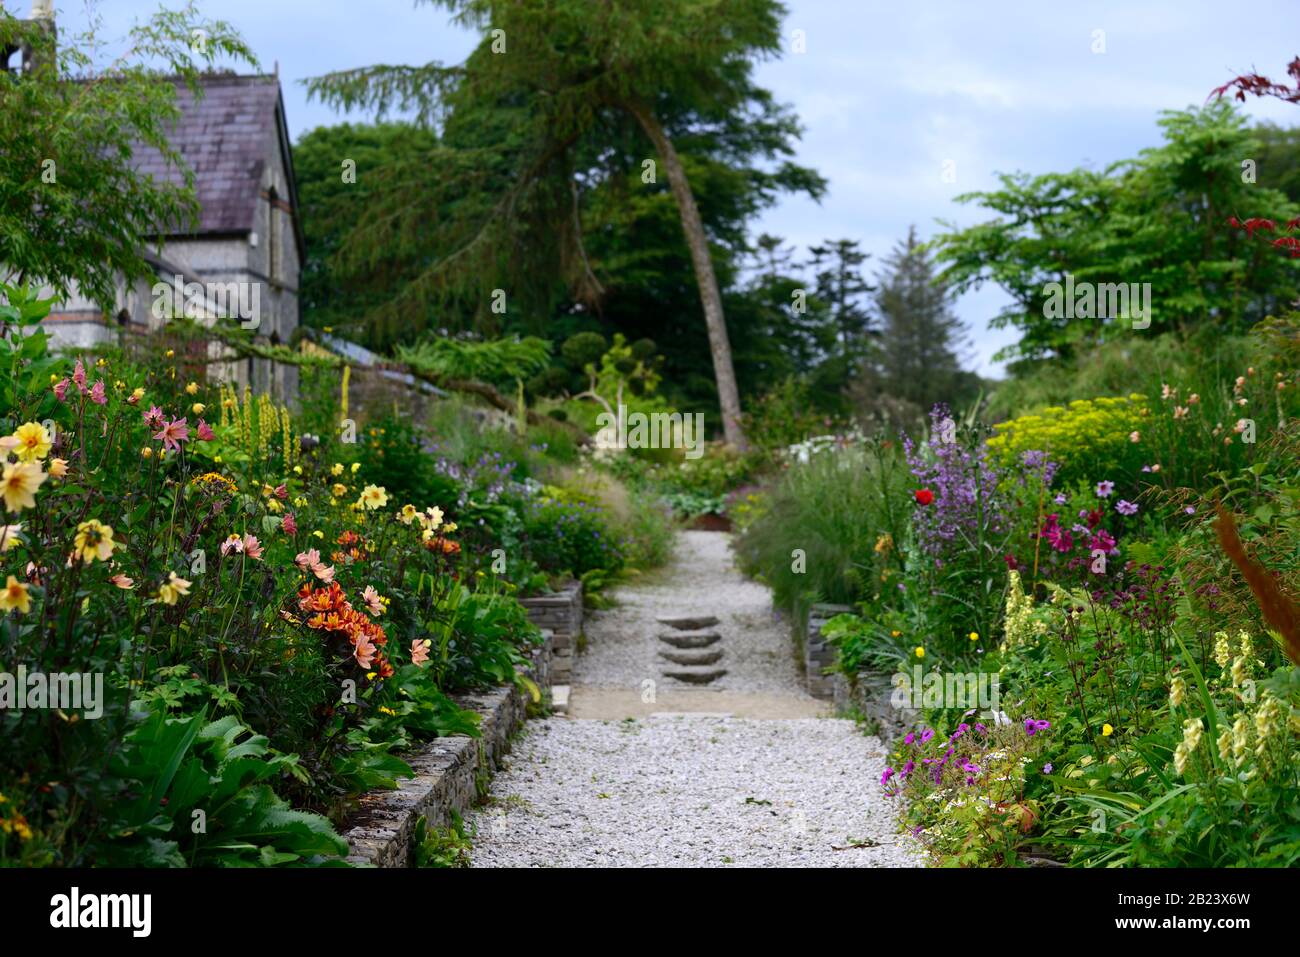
xmin=575 ymin=530 xmax=807 ymax=696
xmin=468 ymin=531 xmax=918 ymax=867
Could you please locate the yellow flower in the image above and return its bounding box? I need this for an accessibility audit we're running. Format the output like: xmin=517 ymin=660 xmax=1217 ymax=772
xmin=191 ymin=402 xmax=206 ymax=416
xmin=968 ymin=631 xmax=979 ymax=642
xmin=350 ymin=463 xmax=361 ymax=474
xmin=331 ymin=463 xmax=345 ymax=477
xmin=442 ymin=522 xmax=457 ymax=533
xmin=0 ymin=461 xmax=47 ymax=512
xmin=0 ymin=575 xmax=31 ymax=614
xmin=1101 ymin=723 xmax=1114 ymax=737
xmin=312 ymin=530 xmax=324 ymax=539
xmin=141 ymin=447 xmax=153 ymax=459
xmin=292 ymin=465 xmax=303 ymax=475
xmin=1168 ymin=675 xmax=1186 ymax=708
xmin=157 ymin=572 xmax=192 ymax=605
xmin=332 ymin=483 xmax=348 ymax=498
xmin=12 ymin=422 xmax=51 ymax=462
xmin=399 ymin=504 xmax=419 ymax=525
xmin=914 ymin=646 xmax=925 ymax=659
xmin=0 ymin=524 xmax=21 ymax=552
xmin=358 ymin=485 xmax=388 ymax=510
xmin=130 ymin=387 xmax=146 ymax=402
xmin=164 ymin=349 xmax=175 ymax=359
xmin=48 ymin=458 xmax=68 ymax=479
xmin=185 ymin=381 xmax=199 ymax=395
xmin=890 ymin=630 xmax=901 ymax=638
xmin=73 ymin=519 xmax=119 ymax=563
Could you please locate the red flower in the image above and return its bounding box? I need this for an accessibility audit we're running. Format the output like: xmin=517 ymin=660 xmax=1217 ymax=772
xmin=914 ymin=488 xmax=934 ymax=506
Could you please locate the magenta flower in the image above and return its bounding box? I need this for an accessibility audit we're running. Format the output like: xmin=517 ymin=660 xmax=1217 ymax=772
xmin=881 ymin=767 xmax=895 ymax=787
xmin=1088 ymin=529 xmax=1117 ymax=554
xmin=903 ymin=732 xmax=915 ymax=745
xmin=153 ymin=417 xmax=189 ymax=452
xmin=72 ymin=359 xmax=87 ymax=394
xmin=920 ymin=728 xmax=934 ymax=743
xmin=53 ymin=378 xmax=70 ymax=401
xmin=89 ymin=380 xmax=107 ymax=405
xmin=195 ymin=419 xmax=215 ymax=442
xmin=143 ymin=405 xmax=165 ymax=429
xmin=281 ymin=512 xmax=298 ymax=536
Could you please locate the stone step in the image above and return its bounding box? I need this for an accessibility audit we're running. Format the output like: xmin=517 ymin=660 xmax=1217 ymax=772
xmin=661 ymin=666 xmax=728 ymax=685
xmin=657 ymin=629 xmax=721 ymax=649
xmin=657 ymin=615 xmax=720 ymax=631
xmin=551 ymin=684 xmax=570 ymax=715
xmin=657 ymin=648 xmax=724 ymax=666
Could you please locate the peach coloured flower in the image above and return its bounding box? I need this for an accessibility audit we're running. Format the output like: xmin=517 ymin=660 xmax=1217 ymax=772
xmin=89 ymin=380 xmax=107 ymax=405
xmin=109 ymin=574 xmax=135 ymax=590
xmin=72 ymin=359 xmax=87 ymax=394
xmin=362 ymin=585 xmax=385 ymax=616
xmin=242 ymin=534 xmax=263 ymax=560
xmin=282 ymin=512 xmax=298 ymax=535
xmin=411 ymin=638 xmax=431 ymax=667
xmin=354 ymin=635 xmax=377 ymax=669
xmin=48 ymin=458 xmax=68 ymax=479
xmin=295 ymin=547 xmax=322 ymax=572
xmin=53 ymin=378 xmax=70 ymax=401
xmin=221 ymin=534 xmax=244 ymax=556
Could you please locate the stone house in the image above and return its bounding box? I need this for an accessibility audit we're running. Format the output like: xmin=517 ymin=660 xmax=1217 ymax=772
xmin=37 ymin=71 xmax=305 ymax=402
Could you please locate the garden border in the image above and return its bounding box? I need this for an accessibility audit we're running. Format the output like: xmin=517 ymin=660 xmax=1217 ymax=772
xmin=342 ymin=629 xmax=554 ymax=867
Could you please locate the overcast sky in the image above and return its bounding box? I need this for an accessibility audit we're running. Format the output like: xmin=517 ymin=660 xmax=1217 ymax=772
xmin=56 ymin=0 xmax=1300 ymax=376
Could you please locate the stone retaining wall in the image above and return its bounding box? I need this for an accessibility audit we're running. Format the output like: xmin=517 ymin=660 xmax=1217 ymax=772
xmin=342 ymin=629 xmax=553 ymax=867
xmin=518 ymin=580 xmax=583 ymax=685
xmin=831 ymin=670 xmax=916 ymax=744
xmin=804 ymin=602 xmax=851 ymax=699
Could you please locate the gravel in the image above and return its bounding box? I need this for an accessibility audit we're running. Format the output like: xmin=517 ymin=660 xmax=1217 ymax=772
xmin=468 ymin=715 xmax=918 ymax=867
xmin=576 ymin=530 xmax=807 ymax=696
xmin=468 ymin=530 xmax=919 ymax=868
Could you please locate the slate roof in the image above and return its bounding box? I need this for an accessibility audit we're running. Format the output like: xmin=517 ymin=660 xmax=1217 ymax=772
xmin=127 ymin=74 xmax=304 ymax=258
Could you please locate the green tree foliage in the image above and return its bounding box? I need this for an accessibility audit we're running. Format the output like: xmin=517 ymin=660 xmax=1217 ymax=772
xmin=294 ymin=123 xmax=442 ymax=341
xmin=931 ymin=101 xmax=1300 ymax=364
xmin=0 ymin=4 xmax=254 ymax=311
xmin=305 ymin=0 xmax=826 ymax=448
xmin=850 ymin=226 xmax=978 ymax=430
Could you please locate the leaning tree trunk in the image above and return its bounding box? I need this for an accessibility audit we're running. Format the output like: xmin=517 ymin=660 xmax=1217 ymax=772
xmin=620 ymin=98 xmax=748 ymax=451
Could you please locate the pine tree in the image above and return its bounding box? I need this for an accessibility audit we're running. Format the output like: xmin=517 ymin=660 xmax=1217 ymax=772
xmin=852 ymin=226 xmax=976 ymax=429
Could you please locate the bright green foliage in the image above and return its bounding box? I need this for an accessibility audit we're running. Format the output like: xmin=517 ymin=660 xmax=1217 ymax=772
xmin=932 ymin=102 xmax=1300 ymax=363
